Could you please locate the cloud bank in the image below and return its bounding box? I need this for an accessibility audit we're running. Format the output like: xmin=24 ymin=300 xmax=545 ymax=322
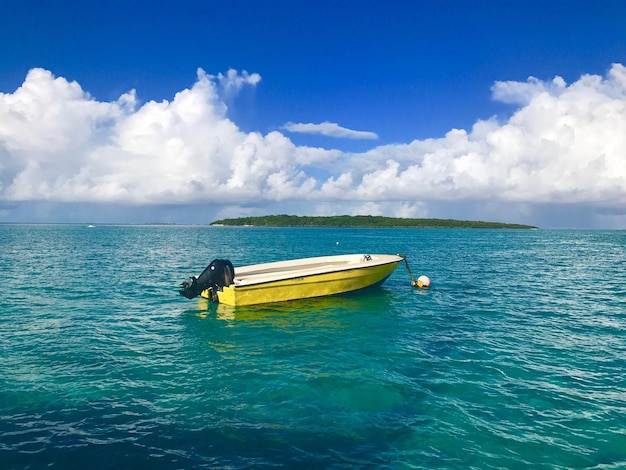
xmin=1 ymin=64 xmax=626 ymax=226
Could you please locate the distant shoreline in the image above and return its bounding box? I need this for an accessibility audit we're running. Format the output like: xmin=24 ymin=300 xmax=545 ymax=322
xmin=210 ymin=215 xmax=537 ymax=229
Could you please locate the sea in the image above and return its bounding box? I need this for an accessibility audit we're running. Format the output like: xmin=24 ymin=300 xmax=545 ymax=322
xmin=1 ymin=224 xmax=625 ymax=469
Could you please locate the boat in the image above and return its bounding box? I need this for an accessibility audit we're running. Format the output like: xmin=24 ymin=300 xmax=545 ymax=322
xmin=179 ymin=254 xmax=404 ymax=306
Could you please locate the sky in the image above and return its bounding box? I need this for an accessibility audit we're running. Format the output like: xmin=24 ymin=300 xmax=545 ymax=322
xmin=1 ymin=0 xmax=626 ymax=228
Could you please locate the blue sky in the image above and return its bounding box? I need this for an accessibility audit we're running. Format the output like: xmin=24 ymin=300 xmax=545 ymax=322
xmin=1 ymin=0 xmax=626 ymax=227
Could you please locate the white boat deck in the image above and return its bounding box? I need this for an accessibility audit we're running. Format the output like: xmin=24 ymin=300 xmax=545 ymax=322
xmin=232 ymin=254 xmax=402 ymax=287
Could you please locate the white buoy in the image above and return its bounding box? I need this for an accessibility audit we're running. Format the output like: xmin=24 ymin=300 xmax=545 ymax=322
xmin=417 ymin=275 xmax=431 ymax=288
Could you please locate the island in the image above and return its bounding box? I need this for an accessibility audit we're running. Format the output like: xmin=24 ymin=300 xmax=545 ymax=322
xmin=210 ymin=215 xmax=537 ymax=229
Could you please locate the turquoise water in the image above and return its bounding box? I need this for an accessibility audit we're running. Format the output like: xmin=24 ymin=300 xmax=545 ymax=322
xmin=1 ymin=225 xmax=625 ymax=469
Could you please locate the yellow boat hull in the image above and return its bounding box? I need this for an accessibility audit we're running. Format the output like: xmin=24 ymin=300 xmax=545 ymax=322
xmin=202 ymin=257 xmax=401 ymax=306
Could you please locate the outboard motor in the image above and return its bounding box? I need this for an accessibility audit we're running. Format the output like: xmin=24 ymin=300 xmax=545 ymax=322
xmin=179 ymin=259 xmax=235 ymax=301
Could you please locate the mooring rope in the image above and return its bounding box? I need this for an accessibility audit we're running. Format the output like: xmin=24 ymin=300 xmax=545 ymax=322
xmin=398 ymin=254 xmax=430 ymax=288
xmin=398 ymin=254 xmax=419 ymax=287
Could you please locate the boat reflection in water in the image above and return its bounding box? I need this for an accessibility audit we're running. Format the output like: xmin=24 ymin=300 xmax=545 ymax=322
xmin=194 ymin=288 xmax=398 ymax=325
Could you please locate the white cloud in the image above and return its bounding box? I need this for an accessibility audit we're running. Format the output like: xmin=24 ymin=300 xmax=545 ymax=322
xmin=1 ymin=64 xmax=626 ymax=227
xmin=1 ymin=67 xmax=295 ymax=205
xmin=491 ymin=75 xmax=567 ymax=105
xmin=319 ymin=64 xmax=626 ymax=210
xmin=394 ymin=202 xmax=428 ymax=219
xmin=283 ymin=121 xmax=378 ymax=140
xmin=215 ymin=68 xmax=261 ymax=99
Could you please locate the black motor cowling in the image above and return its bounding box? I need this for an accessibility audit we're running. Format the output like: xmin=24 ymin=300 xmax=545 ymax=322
xmin=179 ymin=259 xmax=235 ymax=300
